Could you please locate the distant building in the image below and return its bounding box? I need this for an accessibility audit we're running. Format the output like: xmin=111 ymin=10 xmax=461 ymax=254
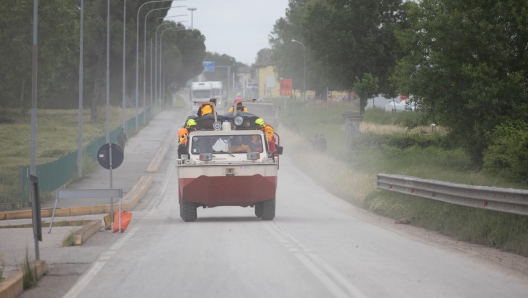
xmin=253 ymin=60 xmax=281 ymax=98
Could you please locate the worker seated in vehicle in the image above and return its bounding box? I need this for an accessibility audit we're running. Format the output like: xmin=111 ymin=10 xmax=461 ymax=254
xmin=178 ymin=119 xmax=197 ymax=158
xmin=228 ymin=98 xmax=248 ymax=113
xmin=249 ymin=135 xmax=263 ymax=152
xmin=227 ymin=136 xmax=251 ymax=153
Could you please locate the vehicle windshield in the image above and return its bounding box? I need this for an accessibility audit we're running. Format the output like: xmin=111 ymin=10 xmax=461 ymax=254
xmin=212 ymin=88 xmax=222 ymax=96
xmin=192 ymin=90 xmax=212 ymax=98
xmin=190 ymin=134 xmax=264 ymax=155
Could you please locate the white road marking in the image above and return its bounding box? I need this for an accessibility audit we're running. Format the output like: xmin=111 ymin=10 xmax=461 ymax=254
xmin=309 ymin=253 xmax=369 ymax=298
xmin=63 ymin=144 xmax=178 ymax=298
xmin=269 ymin=221 xmax=368 ymax=298
xmin=295 ymin=254 xmax=349 ymax=298
xmin=110 ymin=225 xmax=140 ymax=250
xmin=62 ymin=262 xmax=105 ymax=298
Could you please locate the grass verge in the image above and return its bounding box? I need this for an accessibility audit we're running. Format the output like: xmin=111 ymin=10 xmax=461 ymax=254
xmin=62 ymin=231 xmax=75 ymax=247
xmin=0 ymin=253 xmax=4 ymax=282
xmin=277 ymin=101 xmax=528 ymax=255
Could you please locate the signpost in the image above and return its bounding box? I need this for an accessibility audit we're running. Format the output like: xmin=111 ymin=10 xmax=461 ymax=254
xmin=97 ymin=143 xmax=124 ymax=232
xmin=203 ymin=61 xmax=215 ymax=73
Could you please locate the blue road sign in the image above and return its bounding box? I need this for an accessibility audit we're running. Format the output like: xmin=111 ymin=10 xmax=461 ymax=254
xmin=203 ymin=61 xmax=215 ymax=72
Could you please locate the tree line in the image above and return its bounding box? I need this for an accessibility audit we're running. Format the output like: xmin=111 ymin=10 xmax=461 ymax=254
xmin=269 ymin=0 xmax=528 ymax=177
xmin=0 ymin=0 xmax=206 ymax=120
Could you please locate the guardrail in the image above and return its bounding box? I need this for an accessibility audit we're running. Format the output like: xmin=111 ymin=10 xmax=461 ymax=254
xmin=376 ymin=174 xmax=528 ymax=216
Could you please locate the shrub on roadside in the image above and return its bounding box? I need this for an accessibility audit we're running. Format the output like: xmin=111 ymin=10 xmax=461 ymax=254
xmin=483 ymin=121 xmax=528 ymax=185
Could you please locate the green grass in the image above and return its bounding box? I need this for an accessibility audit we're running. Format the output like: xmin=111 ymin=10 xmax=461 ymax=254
xmin=22 ymin=249 xmax=35 ymax=289
xmin=62 ymin=231 xmax=75 ymax=247
xmin=0 ymin=253 xmax=4 ymax=282
xmin=0 ymin=106 xmax=143 ymax=206
xmin=277 ymin=99 xmax=528 ymax=255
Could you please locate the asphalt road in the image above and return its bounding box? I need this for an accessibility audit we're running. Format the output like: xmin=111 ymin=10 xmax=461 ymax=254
xmin=55 ymin=151 xmax=528 ymax=298
xmin=14 ymin=97 xmax=528 ymax=298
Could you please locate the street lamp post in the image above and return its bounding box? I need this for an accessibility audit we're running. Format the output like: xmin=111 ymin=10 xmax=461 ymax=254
xmin=135 ymin=0 xmax=174 ymax=132
xmin=154 ymin=18 xmax=187 ymax=104
xmin=159 ymin=27 xmax=190 ymax=103
xmin=292 ymin=39 xmax=306 ymax=102
xmin=188 ymin=8 xmax=196 ymax=29
xmin=143 ymin=6 xmax=185 ymax=125
xmin=77 ymin=0 xmax=84 ymax=179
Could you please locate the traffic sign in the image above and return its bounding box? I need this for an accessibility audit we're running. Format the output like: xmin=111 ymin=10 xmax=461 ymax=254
xmin=280 ymin=79 xmax=292 ymax=96
xmin=97 ymin=143 xmax=124 ymax=170
xmin=203 ymin=61 xmax=215 ymax=72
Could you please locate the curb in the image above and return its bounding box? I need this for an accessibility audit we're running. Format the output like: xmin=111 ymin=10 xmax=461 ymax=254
xmin=0 ymin=175 xmax=153 ymax=221
xmin=0 ymin=260 xmax=48 ymax=298
xmin=146 ymin=126 xmax=177 ymax=173
xmin=74 ymin=219 xmax=103 ymax=245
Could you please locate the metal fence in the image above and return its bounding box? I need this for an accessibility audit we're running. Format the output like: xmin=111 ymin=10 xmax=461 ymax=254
xmin=377 ymin=173 xmax=528 ymax=216
xmin=0 ymin=106 xmax=157 ymax=210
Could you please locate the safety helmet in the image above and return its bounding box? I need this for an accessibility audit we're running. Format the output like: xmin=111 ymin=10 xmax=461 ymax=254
xmin=234 ymin=97 xmax=242 ymax=103
xmin=186 ymin=119 xmax=197 ymax=128
xmin=255 ymin=118 xmax=266 ymax=127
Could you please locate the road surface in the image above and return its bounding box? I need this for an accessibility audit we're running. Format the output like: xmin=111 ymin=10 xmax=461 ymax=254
xmin=58 ymin=152 xmax=528 ymax=298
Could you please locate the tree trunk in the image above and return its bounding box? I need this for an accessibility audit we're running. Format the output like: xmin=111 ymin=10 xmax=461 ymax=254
xmin=90 ymin=43 xmax=106 ymax=122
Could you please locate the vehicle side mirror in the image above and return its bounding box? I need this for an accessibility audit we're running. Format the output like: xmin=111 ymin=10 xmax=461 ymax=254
xmin=275 ymin=146 xmax=283 ymax=155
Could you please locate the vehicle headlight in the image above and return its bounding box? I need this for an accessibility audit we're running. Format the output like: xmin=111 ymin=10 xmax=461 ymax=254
xmin=199 ymin=153 xmax=213 ymax=161
xmin=233 ymin=116 xmax=244 ymax=126
xmin=247 ymin=152 xmax=260 ymax=160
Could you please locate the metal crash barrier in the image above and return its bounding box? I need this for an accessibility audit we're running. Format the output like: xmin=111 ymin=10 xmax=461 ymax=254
xmin=377 ymin=174 xmax=528 ymax=216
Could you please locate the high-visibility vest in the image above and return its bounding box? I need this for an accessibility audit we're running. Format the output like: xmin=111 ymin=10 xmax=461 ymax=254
xmin=228 ymin=106 xmax=248 ymax=113
xmin=178 ymin=127 xmax=189 ymax=145
xmin=264 ymin=125 xmax=274 ymax=142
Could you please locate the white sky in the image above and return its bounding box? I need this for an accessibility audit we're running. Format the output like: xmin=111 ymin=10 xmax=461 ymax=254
xmin=167 ymin=0 xmax=289 ymax=66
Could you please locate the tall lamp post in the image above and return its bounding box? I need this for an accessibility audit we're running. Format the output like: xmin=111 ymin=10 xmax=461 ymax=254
xmin=143 ymin=6 xmax=185 ymax=126
xmin=159 ymin=27 xmax=190 ymax=101
xmin=154 ymin=17 xmax=187 ymax=103
xmin=188 ymin=8 xmax=196 ymax=29
xmin=292 ymin=39 xmax=306 ymax=102
xmin=77 ymin=0 xmax=84 ymax=179
xmin=134 ymin=0 xmax=174 ymax=132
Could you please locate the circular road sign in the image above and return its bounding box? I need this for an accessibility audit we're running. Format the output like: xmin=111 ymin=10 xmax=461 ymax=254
xmin=97 ymin=143 xmax=124 ymax=170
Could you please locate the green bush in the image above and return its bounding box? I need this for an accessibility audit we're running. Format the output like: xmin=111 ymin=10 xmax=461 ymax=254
xmin=363 ymin=107 xmax=428 ymax=128
xmin=483 ymin=121 xmax=528 ymax=184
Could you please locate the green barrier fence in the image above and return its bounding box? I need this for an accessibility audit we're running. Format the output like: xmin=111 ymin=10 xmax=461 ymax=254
xmin=13 ymin=106 xmax=157 ymax=205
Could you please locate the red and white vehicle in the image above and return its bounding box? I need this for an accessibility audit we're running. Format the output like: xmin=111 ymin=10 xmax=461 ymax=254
xmin=176 ymin=113 xmax=282 ymax=222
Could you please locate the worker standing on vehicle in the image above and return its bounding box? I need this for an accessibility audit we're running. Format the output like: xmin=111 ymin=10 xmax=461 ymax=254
xmin=178 ymin=119 xmax=197 ymax=158
xmin=255 ymin=118 xmax=277 ymax=153
xmin=228 ymin=98 xmax=248 ymax=113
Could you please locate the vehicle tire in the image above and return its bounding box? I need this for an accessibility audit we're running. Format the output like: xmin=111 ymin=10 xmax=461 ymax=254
xmin=180 ymin=199 xmax=197 ymax=222
xmin=255 ymin=203 xmax=263 ymax=218
xmin=260 ymin=198 xmax=275 ymax=220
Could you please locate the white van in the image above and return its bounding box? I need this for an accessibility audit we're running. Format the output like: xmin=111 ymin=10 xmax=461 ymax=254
xmin=190 ymin=82 xmax=213 ymax=111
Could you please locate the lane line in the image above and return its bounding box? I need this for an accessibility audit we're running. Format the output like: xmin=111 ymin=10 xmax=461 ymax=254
xmin=269 ymin=221 xmax=368 ymax=298
xmin=110 ymin=225 xmax=140 ymax=250
xmin=62 ymin=262 xmax=105 ymax=298
xmin=295 ymin=254 xmax=349 ymax=298
xmin=309 ymin=253 xmax=369 ymax=298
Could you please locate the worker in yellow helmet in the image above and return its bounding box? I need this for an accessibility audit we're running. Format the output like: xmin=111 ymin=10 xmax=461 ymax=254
xmin=255 ymin=118 xmax=275 ymax=142
xmin=178 ymin=119 xmax=198 ymax=159
xmin=178 ymin=119 xmax=197 ymax=145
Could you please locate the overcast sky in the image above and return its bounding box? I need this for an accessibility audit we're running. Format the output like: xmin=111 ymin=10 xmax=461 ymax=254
xmin=167 ymin=0 xmax=289 ymax=66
